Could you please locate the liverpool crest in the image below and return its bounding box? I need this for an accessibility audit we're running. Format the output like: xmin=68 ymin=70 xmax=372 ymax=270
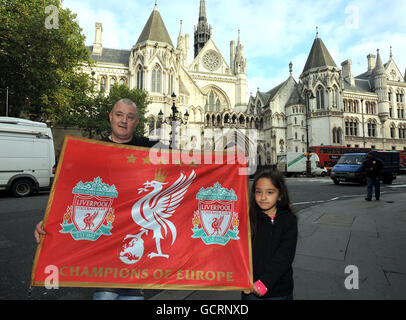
xmin=59 ymin=177 xmax=118 ymax=241
xmin=192 ymin=182 xmax=239 ymax=245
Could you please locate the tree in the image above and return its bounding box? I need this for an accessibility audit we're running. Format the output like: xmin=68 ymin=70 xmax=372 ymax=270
xmin=0 ymin=0 xmax=94 ymax=120
xmin=75 ymin=84 xmax=150 ymax=139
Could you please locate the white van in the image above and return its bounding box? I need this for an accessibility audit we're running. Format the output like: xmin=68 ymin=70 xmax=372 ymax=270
xmin=277 ymin=152 xmax=328 ymax=177
xmin=0 ymin=117 xmax=55 ymax=197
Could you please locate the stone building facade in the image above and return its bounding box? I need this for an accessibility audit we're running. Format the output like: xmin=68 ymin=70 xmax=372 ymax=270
xmin=84 ymin=1 xmax=406 ymax=165
xmin=84 ymin=1 xmax=255 ymax=156
xmin=249 ymin=35 xmax=406 ymax=164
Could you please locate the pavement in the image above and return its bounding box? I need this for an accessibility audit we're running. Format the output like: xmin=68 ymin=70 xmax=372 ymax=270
xmin=149 ymin=191 xmax=406 ymax=300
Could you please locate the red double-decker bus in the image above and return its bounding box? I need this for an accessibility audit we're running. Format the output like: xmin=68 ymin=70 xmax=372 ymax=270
xmin=400 ymin=150 xmax=406 ymax=174
xmin=309 ymin=146 xmax=371 ymax=173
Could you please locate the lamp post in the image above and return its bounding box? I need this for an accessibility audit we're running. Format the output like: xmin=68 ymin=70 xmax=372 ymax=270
xmin=305 ymin=90 xmax=315 ymax=176
xmin=5 ymin=86 xmax=9 ymax=117
xmin=158 ymin=92 xmax=189 ymax=149
xmin=361 ymin=98 xmax=366 ymax=148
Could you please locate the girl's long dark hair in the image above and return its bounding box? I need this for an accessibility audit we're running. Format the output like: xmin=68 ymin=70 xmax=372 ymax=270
xmin=249 ymin=167 xmax=295 ymax=239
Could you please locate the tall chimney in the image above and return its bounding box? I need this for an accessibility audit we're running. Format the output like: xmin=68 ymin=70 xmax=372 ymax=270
xmin=367 ymin=54 xmax=376 ymax=74
xmin=341 ymin=59 xmax=355 ymax=86
xmin=93 ymin=22 xmax=103 ymax=55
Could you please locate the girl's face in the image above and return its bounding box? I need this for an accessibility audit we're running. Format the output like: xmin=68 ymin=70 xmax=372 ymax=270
xmin=254 ymin=177 xmax=280 ymax=215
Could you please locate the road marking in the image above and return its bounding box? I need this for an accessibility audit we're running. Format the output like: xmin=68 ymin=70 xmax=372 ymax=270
xmin=292 ymin=190 xmax=402 ymax=207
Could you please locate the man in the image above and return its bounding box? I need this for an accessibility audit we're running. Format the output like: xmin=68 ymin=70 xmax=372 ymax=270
xmin=361 ymin=151 xmax=383 ymax=201
xmin=34 ymin=98 xmax=156 ymax=300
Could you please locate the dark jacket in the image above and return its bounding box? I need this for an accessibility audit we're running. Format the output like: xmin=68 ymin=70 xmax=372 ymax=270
xmin=362 ymin=157 xmax=383 ymax=178
xmin=249 ymin=207 xmax=298 ymax=298
xmin=101 ymin=135 xmax=157 ymax=148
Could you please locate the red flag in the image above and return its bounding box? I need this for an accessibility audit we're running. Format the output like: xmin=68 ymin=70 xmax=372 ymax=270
xmin=31 ymin=136 xmax=252 ymax=290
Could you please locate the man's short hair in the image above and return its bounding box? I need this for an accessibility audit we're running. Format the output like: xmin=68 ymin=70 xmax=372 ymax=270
xmin=113 ymin=98 xmax=138 ymax=117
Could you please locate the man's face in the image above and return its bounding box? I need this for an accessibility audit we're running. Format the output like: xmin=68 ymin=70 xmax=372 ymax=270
xmin=109 ymin=102 xmax=139 ymax=142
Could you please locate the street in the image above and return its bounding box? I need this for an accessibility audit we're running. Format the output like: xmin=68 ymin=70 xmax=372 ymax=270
xmin=1 ymin=175 xmax=405 ymax=299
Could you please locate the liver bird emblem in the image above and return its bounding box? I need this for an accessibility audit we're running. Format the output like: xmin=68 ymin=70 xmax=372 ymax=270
xmin=211 ymin=215 xmax=225 ymax=235
xmin=128 ymin=170 xmax=196 ymax=259
xmin=83 ymin=212 xmax=98 ymax=230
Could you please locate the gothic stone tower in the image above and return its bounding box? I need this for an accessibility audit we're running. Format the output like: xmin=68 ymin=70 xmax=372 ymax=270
xmin=299 ymin=34 xmax=344 ymax=146
xmin=194 ymin=0 xmax=211 ymax=58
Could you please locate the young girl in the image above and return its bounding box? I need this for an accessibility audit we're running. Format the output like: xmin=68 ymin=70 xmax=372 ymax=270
xmin=242 ymin=168 xmax=298 ymax=300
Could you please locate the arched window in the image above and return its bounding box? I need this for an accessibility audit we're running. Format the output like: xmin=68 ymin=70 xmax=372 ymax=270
xmin=372 ymin=102 xmax=376 ymax=114
xmin=333 ymin=127 xmax=342 ymax=143
xmin=137 ymin=66 xmax=144 ymax=90
xmin=169 ymin=70 xmax=174 ymax=95
xmin=209 ymin=91 xmax=214 ymax=112
xmin=365 ymin=102 xmax=370 ymax=114
xmin=215 ymin=99 xmax=220 ymax=112
xmin=316 ymin=86 xmax=325 ymax=109
xmin=110 ymin=77 xmax=116 ymax=88
xmin=390 ymin=124 xmax=396 ymax=138
xmin=354 ymin=100 xmax=359 ymax=113
xmin=332 ymin=86 xmax=339 ymax=108
xmin=151 ymin=65 xmax=162 ymax=93
xmin=368 ymin=121 xmax=377 ymax=137
xmin=100 ymin=76 xmax=107 ymax=92
xmin=399 ymin=125 xmax=406 ymax=139
xmin=119 ymin=78 xmax=126 ymax=86
xmin=346 ymin=119 xmax=358 ymax=136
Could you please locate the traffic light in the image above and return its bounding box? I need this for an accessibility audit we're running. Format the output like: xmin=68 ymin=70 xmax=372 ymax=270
xmin=304 ymin=153 xmax=313 ymax=157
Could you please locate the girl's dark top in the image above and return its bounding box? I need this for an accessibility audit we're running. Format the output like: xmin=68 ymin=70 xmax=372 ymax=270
xmin=101 ymin=136 xmax=156 ymax=148
xmin=249 ymin=206 xmax=298 ymax=298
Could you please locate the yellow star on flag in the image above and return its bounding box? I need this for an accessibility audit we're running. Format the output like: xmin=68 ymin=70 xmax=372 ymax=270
xmin=127 ymin=154 xmax=137 ymax=163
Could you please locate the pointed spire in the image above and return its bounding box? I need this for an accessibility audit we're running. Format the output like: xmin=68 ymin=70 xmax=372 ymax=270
xmin=373 ymin=48 xmax=385 ymax=76
xmin=178 ymin=19 xmax=183 ymax=37
xmin=302 ymin=35 xmax=337 ymax=73
xmin=199 ymin=0 xmax=207 ymax=22
xmin=177 ymin=20 xmax=184 ymax=50
xmin=136 ymin=5 xmax=173 ymax=47
xmin=316 ymin=26 xmax=319 ymax=38
xmin=194 ymin=0 xmax=211 ymax=57
xmin=390 ymin=45 xmax=393 ymax=58
xmin=289 ymin=61 xmax=293 ymax=76
xmin=238 ymin=29 xmax=241 ymax=44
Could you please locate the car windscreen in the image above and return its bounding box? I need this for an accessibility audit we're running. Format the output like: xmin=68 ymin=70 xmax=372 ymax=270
xmin=337 ymin=155 xmax=367 ymax=165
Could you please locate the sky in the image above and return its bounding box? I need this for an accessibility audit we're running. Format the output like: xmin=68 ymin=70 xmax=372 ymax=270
xmin=62 ymin=0 xmax=406 ymax=96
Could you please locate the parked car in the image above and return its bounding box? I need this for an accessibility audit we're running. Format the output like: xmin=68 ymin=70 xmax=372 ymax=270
xmin=0 ymin=117 xmax=55 ymax=197
xmin=330 ymin=151 xmax=400 ymax=185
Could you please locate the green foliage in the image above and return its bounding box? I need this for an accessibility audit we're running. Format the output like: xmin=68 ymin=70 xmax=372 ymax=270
xmin=0 ymin=0 xmax=94 ymax=120
xmin=72 ymin=84 xmax=150 ymax=139
xmin=0 ymin=0 xmax=150 ymax=138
